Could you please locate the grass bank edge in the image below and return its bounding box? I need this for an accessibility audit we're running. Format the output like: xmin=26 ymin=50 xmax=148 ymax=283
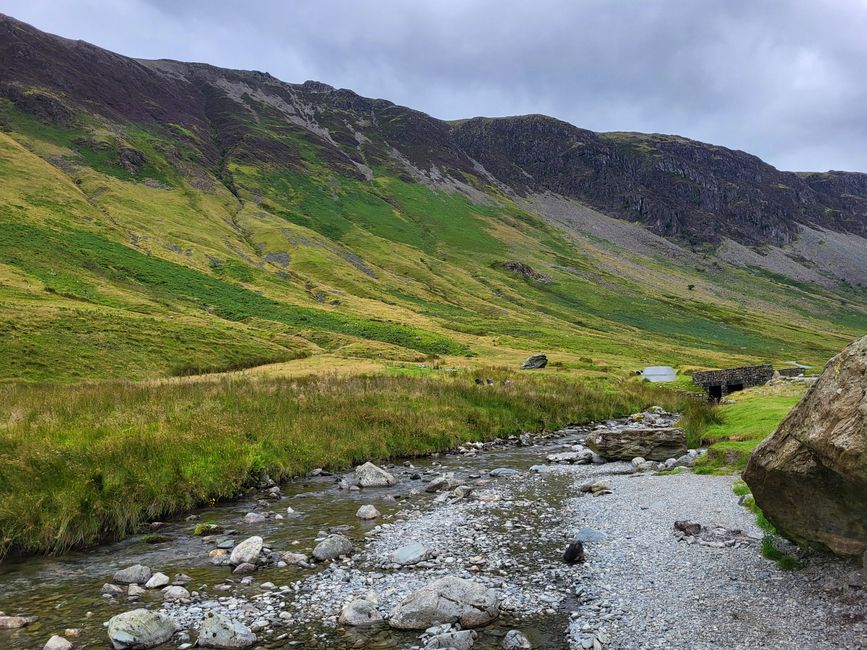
xmin=0 ymin=370 xmax=712 ymax=558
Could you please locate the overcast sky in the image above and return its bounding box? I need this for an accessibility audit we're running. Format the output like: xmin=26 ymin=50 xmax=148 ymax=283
xmin=4 ymin=0 xmax=866 ymax=172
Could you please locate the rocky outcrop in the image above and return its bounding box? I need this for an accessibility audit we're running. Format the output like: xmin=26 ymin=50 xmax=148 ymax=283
xmin=744 ymin=336 xmax=867 ymax=557
xmin=106 ymin=609 xmax=177 ymax=649
xmin=586 ymin=427 xmax=687 ymax=461
xmin=389 ymin=576 xmax=499 ymax=630
xmin=521 ymin=354 xmax=548 ymax=370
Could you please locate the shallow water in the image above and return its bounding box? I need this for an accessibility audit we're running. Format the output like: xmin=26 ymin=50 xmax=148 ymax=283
xmin=0 ymin=425 xmax=600 ymax=649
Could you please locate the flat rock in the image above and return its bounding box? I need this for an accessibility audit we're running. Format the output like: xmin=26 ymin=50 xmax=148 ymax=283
xmin=424 ymin=629 xmax=477 ymax=649
xmin=0 ymin=615 xmax=37 ymax=629
xmin=389 ymin=541 xmax=431 ymax=565
xmin=489 ymin=467 xmax=520 ymax=477
xmin=107 ymin=608 xmax=177 ymax=649
xmin=198 ymin=612 xmax=256 ymax=648
xmin=113 ymin=564 xmax=152 ymax=585
xmin=229 ymin=536 xmax=263 ymax=565
xmin=574 ymin=527 xmax=607 ymax=543
xmin=587 ymin=427 xmax=687 ymax=462
xmin=389 ymin=576 xmax=500 ymax=630
xmin=355 ymin=462 xmax=396 ymax=487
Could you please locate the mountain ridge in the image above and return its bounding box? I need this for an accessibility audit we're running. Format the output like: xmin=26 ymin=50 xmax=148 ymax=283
xmin=0 ymin=13 xmax=865 ymax=383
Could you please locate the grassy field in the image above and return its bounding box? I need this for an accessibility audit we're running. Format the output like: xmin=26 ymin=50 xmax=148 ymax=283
xmin=691 ymin=382 xmax=807 ymax=472
xmin=0 ymin=369 xmax=708 ymax=557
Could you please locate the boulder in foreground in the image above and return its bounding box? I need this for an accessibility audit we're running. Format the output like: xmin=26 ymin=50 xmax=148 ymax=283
xmin=586 ymin=427 xmax=686 ymax=461
xmin=744 ymin=336 xmax=867 ymax=557
xmin=107 ymin=609 xmax=177 ymax=649
xmin=389 ymin=576 xmax=499 ymax=629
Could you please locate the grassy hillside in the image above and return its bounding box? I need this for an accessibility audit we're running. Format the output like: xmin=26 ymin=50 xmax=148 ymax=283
xmin=0 ymin=89 xmax=863 ymax=383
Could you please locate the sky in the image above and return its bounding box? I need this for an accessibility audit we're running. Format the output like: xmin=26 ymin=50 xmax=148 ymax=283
xmin=3 ymin=0 xmax=867 ymax=172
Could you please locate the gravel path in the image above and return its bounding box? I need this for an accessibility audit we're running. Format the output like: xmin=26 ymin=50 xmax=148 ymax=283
xmin=564 ymin=472 xmax=866 ymax=649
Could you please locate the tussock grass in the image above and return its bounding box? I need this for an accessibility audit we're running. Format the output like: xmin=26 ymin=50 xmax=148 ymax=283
xmin=0 ymin=371 xmax=705 ymax=557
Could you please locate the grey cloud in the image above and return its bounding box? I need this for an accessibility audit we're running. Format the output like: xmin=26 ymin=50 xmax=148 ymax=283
xmin=3 ymin=0 xmax=866 ymax=171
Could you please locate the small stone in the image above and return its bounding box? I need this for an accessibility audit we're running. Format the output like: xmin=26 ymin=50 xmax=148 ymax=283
xmin=489 ymin=467 xmax=520 ymax=477
xmin=113 ymin=564 xmax=152 ymax=585
xmin=502 ymin=629 xmax=533 ymax=649
xmin=43 ymin=635 xmax=73 ymax=650
xmin=312 ymin=534 xmax=353 ymax=561
xmin=243 ymin=512 xmax=266 ymax=524
xmin=425 ymin=629 xmax=477 ymax=649
xmin=563 ymin=540 xmax=585 ymax=563
xmin=232 ymin=562 xmax=257 ymax=575
xmin=389 ymin=541 xmax=431 ymax=566
xmin=0 ymin=615 xmax=37 ymax=629
xmin=102 ymin=583 xmax=125 ymax=597
xmin=674 ymin=520 xmax=702 ymax=536
xmin=356 ymin=504 xmax=381 ymax=520
xmin=163 ymin=585 xmax=190 ymax=601
xmin=198 ymin=611 xmax=256 ymax=648
xmin=339 ymin=598 xmax=383 ymax=626
xmin=127 ymin=584 xmax=145 ymax=597
xmin=229 ymin=536 xmax=263 ymax=565
xmin=144 ymin=572 xmax=170 ymax=589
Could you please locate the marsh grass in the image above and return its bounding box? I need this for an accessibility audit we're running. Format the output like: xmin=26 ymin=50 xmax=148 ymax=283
xmin=0 ymin=370 xmax=706 ymax=557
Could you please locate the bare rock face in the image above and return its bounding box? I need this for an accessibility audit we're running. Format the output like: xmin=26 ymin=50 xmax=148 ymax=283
xmin=744 ymin=336 xmax=867 ymax=557
xmin=586 ymin=427 xmax=686 ymax=462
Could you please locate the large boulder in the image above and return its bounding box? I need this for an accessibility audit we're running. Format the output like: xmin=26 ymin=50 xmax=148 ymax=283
xmin=389 ymin=576 xmax=499 ymax=630
xmin=744 ymin=337 xmax=867 ymax=557
xmin=355 ymin=462 xmax=396 ymax=487
xmin=586 ymin=427 xmax=686 ymax=461
xmin=107 ymin=609 xmax=177 ymax=649
xmin=197 ymin=612 xmax=256 ymax=648
xmin=521 ymin=354 xmax=548 ymax=369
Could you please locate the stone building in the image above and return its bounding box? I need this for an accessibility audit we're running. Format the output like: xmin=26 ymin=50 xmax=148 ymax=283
xmin=692 ymin=364 xmax=774 ymax=401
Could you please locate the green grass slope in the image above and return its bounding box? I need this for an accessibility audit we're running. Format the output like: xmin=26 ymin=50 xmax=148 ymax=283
xmin=0 ymin=84 xmax=864 ymax=383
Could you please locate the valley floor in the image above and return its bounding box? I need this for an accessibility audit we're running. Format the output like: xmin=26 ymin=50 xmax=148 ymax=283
xmin=1 ymin=411 xmax=863 ymax=649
